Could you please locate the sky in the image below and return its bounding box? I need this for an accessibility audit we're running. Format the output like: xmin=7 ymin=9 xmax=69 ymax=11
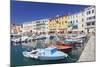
xmin=11 ymin=1 xmax=91 ymax=24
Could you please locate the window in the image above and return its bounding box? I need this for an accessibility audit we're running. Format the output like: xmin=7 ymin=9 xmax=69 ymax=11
xmin=21 ymin=25 xmax=23 ymax=28
xmin=82 ymin=18 xmax=84 ymax=22
xmin=30 ymin=30 xmax=32 ymax=33
xmin=87 ymin=23 xmax=91 ymax=26
xmin=73 ymin=20 xmax=75 ymax=23
xmin=87 ymin=17 xmax=88 ymax=20
xmin=73 ymin=25 xmax=78 ymax=29
xmin=81 ymin=31 xmax=83 ymax=33
xmin=93 ymin=16 xmax=95 ymax=19
xmin=68 ymin=31 xmax=72 ymax=34
xmin=89 ymin=17 xmax=92 ymax=20
xmin=88 ymin=11 xmax=91 ymax=14
xmin=87 ymin=11 xmax=91 ymax=15
xmin=76 ymin=15 xmax=77 ymax=17
xmin=92 ymin=22 xmax=95 ymax=25
xmin=76 ymin=20 xmax=78 ymax=23
xmin=87 ymin=16 xmax=95 ymax=20
xmin=87 ymin=12 xmax=88 ymax=15
xmin=92 ymin=10 xmax=94 ymax=13
xmin=82 ymin=24 xmax=84 ymax=27
xmin=65 ymin=21 xmax=67 ymax=23
xmin=56 ymin=20 xmax=59 ymax=23
xmin=70 ymin=21 xmax=72 ymax=23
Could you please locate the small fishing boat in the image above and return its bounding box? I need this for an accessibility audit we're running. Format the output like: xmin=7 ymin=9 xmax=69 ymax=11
xmin=11 ymin=38 xmax=20 ymax=43
xmin=11 ymin=34 xmax=21 ymax=43
xmin=26 ymin=37 xmax=34 ymax=42
xmin=65 ymin=33 xmax=86 ymax=43
xmin=21 ymin=36 xmax=29 ymax=42
xmin=35 ymin=34 xmax=46 ymax=40
xmin=22 ymin=47 xmax=67 ymax=60
xmin=23 ymin=49 xmax=39 ymax=59
xmin=64 ymin=34 xmax=83 ymax=44
xmin=64 ymin=33 xmax=87 ymax=48
xmin=55 ymin=41 xmax=73 ymax=53
xmin=64 ymin=38 xmax=81 ymax=44
xmin=11 ymin=36 xmax=29 ymax=43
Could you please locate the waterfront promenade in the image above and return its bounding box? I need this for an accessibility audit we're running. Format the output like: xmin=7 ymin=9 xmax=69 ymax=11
xmin=77 ymin=35 xmax=95 ymax=62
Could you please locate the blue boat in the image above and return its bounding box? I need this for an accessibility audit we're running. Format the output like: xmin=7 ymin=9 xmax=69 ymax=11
xmin=23 ymin=47 xmax=67 ymax=60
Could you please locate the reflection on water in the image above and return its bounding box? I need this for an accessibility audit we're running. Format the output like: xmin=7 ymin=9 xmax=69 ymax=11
xmin=11 ymin=44 xmax=67 ymax=66
xmin=11 ymin=38 xmax=87 ymax=66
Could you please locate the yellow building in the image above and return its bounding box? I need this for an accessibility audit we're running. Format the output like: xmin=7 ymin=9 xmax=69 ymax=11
xmin=48 ymin=15 xmax=68 ymax=34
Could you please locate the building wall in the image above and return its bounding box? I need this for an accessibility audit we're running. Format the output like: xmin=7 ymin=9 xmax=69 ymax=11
xmin=32 ymin=21 xmax=37 ymax=34
xmin=68 ymin=13 xmax=79 ymax=32
xmin=11 ymin=25 xmax=16 ymax=34
xmin=11 ymin=6 xmax=96 ymax=35
xmin=10 ymin=24 xmax=22 ymax=34
xmin=67 ymin=12 xmax=85 ymax=34
xmin=84 ymin=6 xmax=96 ymax=34
xmin=22 ymin=22 xmax=33 ymax=33
xmin=16 ymin=25 xmax=22 ymax=34
xmin=77 ymin=12 xmax=85 ymax=33
xmin=48 ymin=15 xmax=68 ymax=34
xmin=67 ymin=13 xmax=79 ymax=33
xmin=32 ymin=19 xmax=49 ymax=34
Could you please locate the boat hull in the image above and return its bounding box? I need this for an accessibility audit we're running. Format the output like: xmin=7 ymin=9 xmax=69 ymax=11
xmin=38 ymin=56 xmax=65 ymax=60
xmin=59 ymin=48 xmax=72 ymax=53
xmin=22 ymin=47 xmax=68 ymax=60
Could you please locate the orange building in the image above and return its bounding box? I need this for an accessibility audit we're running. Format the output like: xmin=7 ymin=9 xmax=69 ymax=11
xmin=11 ymin=24 xmax=22 ymax=34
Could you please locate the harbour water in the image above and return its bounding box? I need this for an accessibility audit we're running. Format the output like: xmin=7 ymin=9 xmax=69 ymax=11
xmin=11 ymin=43 xmax=67 ymax=66
xmin=11 ymin=38 xmax=87 ymax=67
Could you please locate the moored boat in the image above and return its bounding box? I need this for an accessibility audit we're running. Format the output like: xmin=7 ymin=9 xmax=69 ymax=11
xmin=55 ymin=41 xmax=73 ymax=53
xmin=23 ymin=50 xmax=39 ymax=59
xmin=22 ymin=47 xmax=68 ymax=60
xmin=11 ymin=38 xmax=21 ymax=43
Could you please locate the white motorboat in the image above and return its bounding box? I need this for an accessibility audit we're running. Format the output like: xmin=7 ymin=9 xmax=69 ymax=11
xmin=11 ymin=38 xmax=20 ymax=43
xmin=35 ymin=34 xmax=46 ymax=40
xmin=23 ymin=50 xmax=39 ymax=59
xmin=11 ymin=36 xmax=29 ymax=43
xmin=26 ymin=37 xmax=34 ymax=42
xmin=21 ymin=36 xmax=29 ymax=42
xmin=11 ymin=34 xmax=21 ymax=43
xmin=64 ymin=33 xmax=86 ymax=44
xmin=22 ymin=47 xmax=67 ymax=60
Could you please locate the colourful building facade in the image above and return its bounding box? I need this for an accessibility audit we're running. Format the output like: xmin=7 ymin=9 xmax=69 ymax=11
xmin=67 ymin=11 xmax=85 ymax=34
xmin=48 ymin=15 xmax=68 ymax=34
xmin=11 ymin=24 xmax=22 ymax=34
